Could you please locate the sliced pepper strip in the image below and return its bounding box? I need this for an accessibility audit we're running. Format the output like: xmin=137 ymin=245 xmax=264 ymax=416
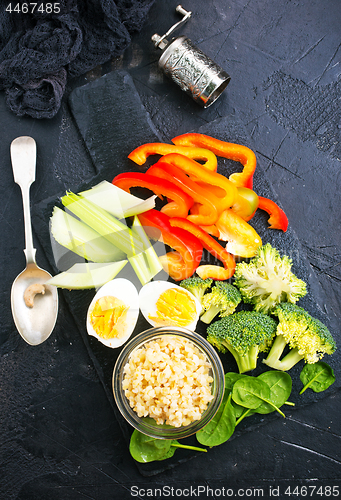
xmin=138 ymin=209 xmax=203 ymax=281
xmin=231 ymin=187 xmax=259 ymax=221
xmin=147 ymin=161 xmax=219 ymax=226
xmin=128 ymin=143 xmax=218 ymax=171
xmin=195 ymin=264 xmax=235 ymax=281
xmin=159 ymin=153 xmax=237 ymax=213
xmin=112 ymin=172 xmax=193 ymax=218
xmin=189 ymin=203 xmax=220 ymax=238
xmin=169 ymin=217 xmax=235 ymax=280
xmin=215 ymin=209 xmax=262 ymax=258
xmin=258 ymin=196 xmax=288 ymax=231
xmin=172 ymin=133 xmax=256 ymax=189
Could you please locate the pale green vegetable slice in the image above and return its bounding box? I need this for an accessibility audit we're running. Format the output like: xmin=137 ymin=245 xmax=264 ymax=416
xmin=79 ymin=180 xmax=156 ymax=219
xmin=61 ymin=192 xmax=145 ymax=257
xmin=45 ymin=261 xmax=127 ymax=289
xmin=50 ymin=207 xmax=126 ymax=263
xmin=130 ymin=215 xmax=163 ymax=279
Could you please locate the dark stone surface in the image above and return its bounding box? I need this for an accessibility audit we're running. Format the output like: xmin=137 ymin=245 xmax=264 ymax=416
xmin=1 ymin=0 xmax=340 ymax=498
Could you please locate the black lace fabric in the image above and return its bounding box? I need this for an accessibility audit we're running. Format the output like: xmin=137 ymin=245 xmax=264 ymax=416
xmin=0 ymin=0 xmax=155 ymax=118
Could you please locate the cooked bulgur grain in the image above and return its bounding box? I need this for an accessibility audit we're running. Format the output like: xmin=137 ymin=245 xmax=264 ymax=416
xmin=122 ymin=335 xmax=214 ymax=427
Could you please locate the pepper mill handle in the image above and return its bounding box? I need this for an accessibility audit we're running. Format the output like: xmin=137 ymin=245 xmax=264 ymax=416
xmin=152 ymin=5 xmax=192 ymax=50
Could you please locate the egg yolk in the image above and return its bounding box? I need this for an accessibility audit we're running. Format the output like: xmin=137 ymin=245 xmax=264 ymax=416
xmin=90 ymin=295 xmax=129 ymax=339
xmin=149 ymin=288 xmax=197 ymax=327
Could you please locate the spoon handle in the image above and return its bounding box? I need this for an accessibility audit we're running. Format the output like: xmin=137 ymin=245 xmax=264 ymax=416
xmin=11 ymin=136 xmax=37 ymax=265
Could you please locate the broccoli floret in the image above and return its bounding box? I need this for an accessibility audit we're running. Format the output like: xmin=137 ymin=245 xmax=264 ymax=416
xmin=179 ymin=276 xmax=213 ymax=304
xmin=234 ymin=243 xmax=307 ymax=314
xmin=207 ymin=310 xmax=278 ymax=373
xmin=263 ymin=303 xmax=337 ymax=371
xmin=200 ymin=281 xmax=242 ymax=324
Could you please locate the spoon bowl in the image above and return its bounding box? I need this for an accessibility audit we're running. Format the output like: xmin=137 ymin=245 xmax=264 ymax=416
xmin=11 ymin=265 xmax=58 ymax=346
xmin=10 ymin=136 xmax=58 ymax=345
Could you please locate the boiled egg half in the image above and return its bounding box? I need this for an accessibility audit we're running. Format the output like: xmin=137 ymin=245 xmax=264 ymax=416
xmin=139 ymin=281 xmax=202 ymax=331
xmin=86 ymin=278 xmax=139 ymax=348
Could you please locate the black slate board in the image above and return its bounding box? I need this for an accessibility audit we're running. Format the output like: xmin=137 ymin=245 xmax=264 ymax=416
xmin=33 ymin=70 xmax=339 ymax=476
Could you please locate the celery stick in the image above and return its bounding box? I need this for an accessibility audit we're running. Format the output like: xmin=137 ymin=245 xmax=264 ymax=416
xmin=132 ymin=216 xmax=163 ymax=278
xmin=50 ymin=207 xmax=126 ymax=263
xmin=127 ymin=217 xmax=163 ymax=285
xmin=61 ymin=192 xmax=144 ymax=257
xmin=79 ymin=181 xmax=156 ymax=219
xmin=45 ymin=261 xmax=127 ymax=289
xmin=128 ymin=253 xmax=152 ymax=286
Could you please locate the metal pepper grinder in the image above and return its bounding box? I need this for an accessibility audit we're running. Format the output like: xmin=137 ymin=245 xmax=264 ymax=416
xmin=152 ymin=5 xmax=231 ymax=108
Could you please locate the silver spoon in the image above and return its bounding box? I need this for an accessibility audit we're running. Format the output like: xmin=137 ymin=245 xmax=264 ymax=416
xmin=10 ymin=136 xmax=58 ymax=345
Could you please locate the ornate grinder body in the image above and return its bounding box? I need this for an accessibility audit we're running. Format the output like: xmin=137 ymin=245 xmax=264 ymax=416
xmin=152 ymin=5 xmax=231 ymax=108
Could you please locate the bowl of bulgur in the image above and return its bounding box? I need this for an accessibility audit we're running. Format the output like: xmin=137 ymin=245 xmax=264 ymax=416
xmin=112 ymin=326 xmax=225 ymax=439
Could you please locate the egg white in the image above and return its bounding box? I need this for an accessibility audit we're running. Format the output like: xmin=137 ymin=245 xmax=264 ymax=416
xmin=139 ymin=280 xmax=202 ymax=331
xmin=86 ymin=278 xmax=139 ymax=348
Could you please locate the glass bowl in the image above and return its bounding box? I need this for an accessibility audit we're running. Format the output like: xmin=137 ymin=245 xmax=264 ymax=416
xmin=112 ymin=326 xmax=225 ymax=440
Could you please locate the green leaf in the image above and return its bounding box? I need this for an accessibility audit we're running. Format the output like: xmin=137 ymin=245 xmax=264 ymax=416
xmin=224 ymin=372 xmax=247 ymax=418
xmin=300 ymin=362 xmax=335 ymax=394
xmin=224 ymin=372 xmax=247 ymax=392
xmin=232 ymin=376 xmax=286 ymax=417
xmin=129 ymin=430 xmax=171 ymax=463
xmin=196 ymin=393 xmax=235 ymax=447
xmin=232 ymin=377 xmax=270 ymax=409
xmin=255 ymin=371 xmax=292 ymax=415
xmin=160 ymin=441 xmax=178 ymax=460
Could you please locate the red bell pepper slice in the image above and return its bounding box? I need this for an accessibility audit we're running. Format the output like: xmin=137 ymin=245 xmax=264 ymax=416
xmin=128 ymin=143 xmax=218 ymax=171
xmin=258 ymin=196 xmax=288 ymax=231
xmin=112 ymin=172 xmax=193 ymax=218
xmin=172 ymin=133 xmax=256 ymax=189
xmin=169 ymin=217 xmax=236 ymax=280
xmin=138 ymin=209 xmax=203 ymax=281
xmin=147 ymin=161 xmax=219 ymax=226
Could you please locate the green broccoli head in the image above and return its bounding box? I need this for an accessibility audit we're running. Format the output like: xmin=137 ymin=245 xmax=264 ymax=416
xmin=200 ymin=281 xmax=242 ymax=324
xmin=263 ymin=303 xmax=337 ymax=371
xmin=179 ymin=276 xmax=213 ymax=303
xmin=207 ymin=310 xmax=278 ymax=373
xmin=234 ymin=243 xmax=307 ymax=314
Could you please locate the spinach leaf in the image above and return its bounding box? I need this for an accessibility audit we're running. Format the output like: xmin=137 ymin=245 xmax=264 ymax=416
xmin=232 ymin=376 xmax=270 ymax=409
xmin=224 ymin=372 xmax=247 ymax=392
xmin=160 ymin=441 xmax=179 ymax=460
xmin=255 ymin=371 xmax=292 ymax=414
xmin=232 ymin=376 xmax=285 ymax=417
xmin=196 ymin=392 xmax=236 ymax=447
xmin=129 ymin=430 xmax=172 ymax=463
xmin=130 ymin=430 xmax=207 ymax=463
xmin=225 ymin=372 xmax=247 ymax=418
xmin=300 ymin=362 xmax=335 ymax=394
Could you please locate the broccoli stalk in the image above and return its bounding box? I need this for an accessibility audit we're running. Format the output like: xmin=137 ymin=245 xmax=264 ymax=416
xmin=200 ymin=281 xmax=242 ymax=324
xmin=207 ymin=310 xmax=278 ymax=373
xmin=234 ymin=243 xmax=307 ymax=314
xmin=264 ymin=335 xmax=304 ymax=371
xmin=223 ymin=343 xmax=260 ymax=374
xmin=263 ymin=303 xmax=337 ymax=371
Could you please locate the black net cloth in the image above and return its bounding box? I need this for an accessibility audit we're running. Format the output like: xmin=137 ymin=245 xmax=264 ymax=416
xmin=0 ymin=0 xmax=155 ymax=119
